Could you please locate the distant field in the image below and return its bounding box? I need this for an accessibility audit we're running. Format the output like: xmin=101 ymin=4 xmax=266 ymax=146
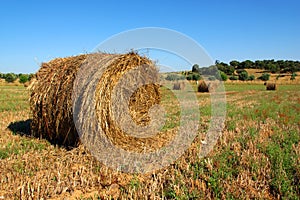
xmin=225 ymin=83 xmax=300 ymax=92
xmin=0 ymin=83 xmax=299 ymax=199
xmin=235 ymin=69 xmax=300 ymax=84
xmin=0 ymin=85 xmax=29 ymax=112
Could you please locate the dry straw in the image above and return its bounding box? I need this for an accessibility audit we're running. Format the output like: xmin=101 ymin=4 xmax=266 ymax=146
xmin=30 ymin=52 xmax=166 ymax=149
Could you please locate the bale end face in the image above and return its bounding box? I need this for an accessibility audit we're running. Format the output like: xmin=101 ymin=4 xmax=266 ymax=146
xmin=173 ymin=82 xmax=185 ymax=90
xmin=266 ymin=83 xmax=276 ymax=90
xmin=30 ymin=52 xmax=161 ymax=148
xmin=197 ymin=80 xmax=209 ymax=93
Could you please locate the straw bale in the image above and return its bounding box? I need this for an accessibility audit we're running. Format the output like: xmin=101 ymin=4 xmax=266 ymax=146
xmin=197 ymin=80 xmax=209 ymax=93
xmin=266 ymin=83 xmax=276 ymax=90
xmin=172 ymin=82 xmax=185 ymax=90
xmin=30 ymin=52 xmax=165 ymax=149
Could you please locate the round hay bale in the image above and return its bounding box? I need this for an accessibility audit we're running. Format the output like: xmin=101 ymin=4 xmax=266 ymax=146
xmin=197 ymin=80 xmax=209 ymax=93
xmin=172 ymin=82 xmax=185 ymax=90
xmin=23 ymin=82 xmax=30 ymax=87
xmin=30 ymin=52 xmax=163 ymax=148
xmin=266 ymin=83 xmax=276 ymax=90
xmin=24 ymin=78 xmax=37 ymax=90
xmin=207 ymin=81 xmax=221 ymax=93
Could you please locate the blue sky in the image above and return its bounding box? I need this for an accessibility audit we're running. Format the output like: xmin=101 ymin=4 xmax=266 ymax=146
xmin=0 ymin=0 xmax=299 ymax=73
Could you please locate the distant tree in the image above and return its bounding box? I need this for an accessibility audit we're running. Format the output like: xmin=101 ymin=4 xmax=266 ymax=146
xmin=295 ymin=62 xmax=300 ymax=72
xmin=186 ymin=73 xmax=201 ymax=81
xmin=225 ymin=66 xmax=235 ymax=75
xmin=1 ymin=73 xmax=6 ymax=79
xmin=166 ymin=74 xmax=184 ymax=81
xmin=239 ymin=71 xmax=249 ymax=81
xmin=254 ymin=60 xmax=263 ymax=69
xmin=215 ymin=60 xmax=220 ymax=65
xmin=198 ymin=65 xmax=219 ymax=77
xmin=217 ymin=62 xmax=235 ymax=75
xmin=248 ymin=75 xmax=255 ymax=81
xmin=267 ymin=63 xmax=280 ymax=73
xmin=165 ymin=74 xmax=175 ymax=81
xmin=193 ymin=73 xmax=201 ymax=81
xmin=277 ymin=60 xmax=285 ymax=70
xmin=258 ymin=73 xmax=270 ymax=81
xmin=226 ymin=59 xmax=300 ymax=73
xmin=230 ymin=60 xmax=240 ymax=68
xmin=5 ymin=73 xmax=17 ymax=83
xmin=239 ymin=60 xmax=254 ymax=69
xmin=192 ymin=64 xmax=200 ymax=73
xmin=192 ymin=73 xmax=201 ymax=81
xmin=19 ymin=74 xmax=29 ymax=83
xmin=289 ymin=62 xmax=299 ymax=73
xmin=236 ymin=69 xmax=246 ymax=74
xmin=186 ymin=75 xmax=192 ymax=81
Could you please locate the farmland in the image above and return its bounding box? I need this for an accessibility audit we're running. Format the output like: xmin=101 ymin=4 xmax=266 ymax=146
xmin=0 ymin=82 xmax=299 ymax=199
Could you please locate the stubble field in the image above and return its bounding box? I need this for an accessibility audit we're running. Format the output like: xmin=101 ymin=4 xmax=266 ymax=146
xmin=0 ymin=83 xmax=299 ymax=199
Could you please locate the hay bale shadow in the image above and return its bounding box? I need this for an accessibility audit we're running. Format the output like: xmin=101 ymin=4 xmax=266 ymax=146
xmin=7 ymin=119 xmax=32 ymax=136
xmin=7 ymin=119 xmax=76 ymax=150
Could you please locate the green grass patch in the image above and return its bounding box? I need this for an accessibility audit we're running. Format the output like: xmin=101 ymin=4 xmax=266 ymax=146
xmin=261 ymin=129 xmax=300 ymax=198
xmin=225 ymin=84 xmax=265 ymax=92
xmin=0 ymin=85 xmax=29 ymax=112
xmin=0 ymin=137 xmax=47 ymax=159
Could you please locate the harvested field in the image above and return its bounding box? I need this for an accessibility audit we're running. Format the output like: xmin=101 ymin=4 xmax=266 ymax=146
xmin=0 ymin=81 xmax=300 ymax=199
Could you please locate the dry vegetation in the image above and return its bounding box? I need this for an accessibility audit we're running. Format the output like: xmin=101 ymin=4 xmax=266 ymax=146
xmin=0 ymin=78 xmax=299 ymax=199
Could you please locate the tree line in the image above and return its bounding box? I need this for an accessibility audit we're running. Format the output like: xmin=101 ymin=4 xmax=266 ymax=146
xmin=215 ymin=59 xmax=299 ymax=81
xmin=216 ymin=59 xmax=300 ymax=74
xmin=0 ymin=73 xmax=35 ymax=83
xmin=165 ymin=59 xmax=299 ymax=82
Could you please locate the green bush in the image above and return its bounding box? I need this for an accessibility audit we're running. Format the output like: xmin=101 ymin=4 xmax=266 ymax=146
xmin=186 ymin=75 xmax=192 ymax=81
xmin=238 ymin=71 xmax=249 ymax=81
xmin=165 ymin=74 xmax=185 ymax=81
xmin=229 ymin=76 xmax=238 ymax=80
xmin=259 ymin=73 xmax=270 ymax=81
xmin=220 ymin=71 xmax=228 ymax=81
xmin=19 ymin=74 xmax=29 ymax=83
xmin=248 ymin=75 xmax=255 ymax=81
xmin=1 ymin=73 xmax=6 ymax=79
xmin=5 ymin=73 xmax=17 ymax=83
xmin=236 ymin=69 xmax=246 ymax=74
xmin=186 ymin=73 xmax=201 ymax=81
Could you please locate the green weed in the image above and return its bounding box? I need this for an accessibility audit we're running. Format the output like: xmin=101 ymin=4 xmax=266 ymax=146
xmin=0 ymin=137 xmax=46 ymax=159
